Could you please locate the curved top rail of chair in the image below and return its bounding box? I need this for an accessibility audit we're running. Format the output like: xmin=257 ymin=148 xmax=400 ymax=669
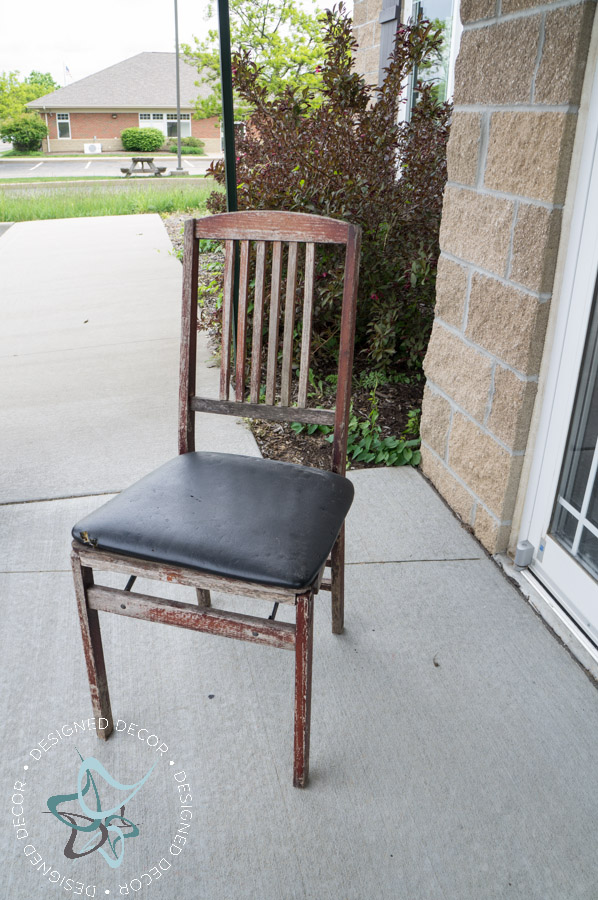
xmin=195 ymin=211 xmax=356 ymax=245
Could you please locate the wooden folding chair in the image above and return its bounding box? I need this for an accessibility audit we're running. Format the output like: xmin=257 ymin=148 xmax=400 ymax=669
xmin=71 ymin=211 xmax=361 ymax=787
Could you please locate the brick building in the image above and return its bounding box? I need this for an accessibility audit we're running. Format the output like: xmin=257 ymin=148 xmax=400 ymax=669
xmin=354 ymin=1 xmax=598 ymax=653
xmin=27 ymin=52 xmax=220 ymax=154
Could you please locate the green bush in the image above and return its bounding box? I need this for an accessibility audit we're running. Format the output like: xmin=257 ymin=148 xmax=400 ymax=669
xmin=0 ymin=113 xmax=48 ymax=151
xmin=166 ymin=136 xmax=205 ymax=155
xmin=120 ymin=127 xmax=165 ymax=152
xmin=207 ymin=7 xmax=450 ymax=374
xmin=181 ymin=136 xmax=204 ymax=148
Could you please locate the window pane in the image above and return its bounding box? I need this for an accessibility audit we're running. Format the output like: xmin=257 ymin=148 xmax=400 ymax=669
xmin=551 ymin=504 xmax=578 ymax=552
xmin=578 ymin=528 xmax=598 ymax=580
xmin=58 ymin=120 xmax=70 ymax=138
xmin=410 ymin=0 xmax=455 ymax=105
xmin=152 ymin=113 xmax=163 ymax=120
xmin=167 ymin=121 xmax=178 ymax=137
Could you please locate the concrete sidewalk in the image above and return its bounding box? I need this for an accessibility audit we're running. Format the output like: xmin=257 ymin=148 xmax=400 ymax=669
xmin=2 ymin=215 xmax=598 ymax=900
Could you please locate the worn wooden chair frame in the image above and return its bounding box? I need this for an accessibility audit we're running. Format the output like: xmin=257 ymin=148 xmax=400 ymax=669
xmin=71 ymin=211 xmax=361 ymax=788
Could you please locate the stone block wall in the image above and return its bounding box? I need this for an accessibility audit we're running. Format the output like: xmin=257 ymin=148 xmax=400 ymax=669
xmin=421 ymin=0 xmax=596 ymax=553
xmin=353 ymin=0 xmax=382 ymax=82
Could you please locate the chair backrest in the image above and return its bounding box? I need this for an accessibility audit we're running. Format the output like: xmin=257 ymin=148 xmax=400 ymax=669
xmin=178 ymin=210 xmax=362 ymax=476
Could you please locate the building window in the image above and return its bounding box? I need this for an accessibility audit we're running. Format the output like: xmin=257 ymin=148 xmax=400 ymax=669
xmin=401 ymin=0 xmax=462 ymax=118
xmin=166 ymin=113 xmax=191 ymax=138
xmin=57 ymin=112 xmax=70 ymax=139
xmin=139 ymin=113 xmax=151 ymax=122
xmin=152 ymin=113 xmax=164 ymax=121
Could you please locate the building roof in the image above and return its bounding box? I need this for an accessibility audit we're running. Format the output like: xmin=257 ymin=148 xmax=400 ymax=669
xmin=27 ymin=52 xmax=210 ymax=110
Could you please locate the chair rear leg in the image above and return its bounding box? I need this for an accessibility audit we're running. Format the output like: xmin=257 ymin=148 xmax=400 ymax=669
xmin=196 ymin=589 xmax=211 ymax=608
xmin=294 ymin=591 xmax=314 ymax=788
xmin=71 ymin=552 xmax=113 ymax=739
xmin=331 ymin=525 xmax=345 ymax=635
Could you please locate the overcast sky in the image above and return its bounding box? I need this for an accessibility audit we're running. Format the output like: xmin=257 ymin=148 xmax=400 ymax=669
xmin=1 ymin=0 xmax=340 ymax=88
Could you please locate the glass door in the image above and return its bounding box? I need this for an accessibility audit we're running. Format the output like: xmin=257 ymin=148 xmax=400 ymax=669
xmin=520 ymin=55 xmax=598 ymax=645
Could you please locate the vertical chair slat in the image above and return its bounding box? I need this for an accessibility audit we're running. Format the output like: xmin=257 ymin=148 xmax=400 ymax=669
xmin=178 ymin=218 xmax=200 ymax=455
xmin=235 ymin=240 xmax=251 ymax=403
xmin=297 ymin=242 xmax=316 ymax=408
xmin=265 ymin=241 xmax=283 ymax=405
xmin=280 ymin=242 xmax=298 ymax=407
xmin=219 ymin=240 xmax=235 ymax=401
xmin=333 ymin=225 xmax=362 ymax=475
xmin=249 ymin=241 xmax=267 ymax=403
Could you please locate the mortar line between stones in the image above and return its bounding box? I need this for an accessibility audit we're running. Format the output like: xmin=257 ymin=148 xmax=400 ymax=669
xmin=505 ymin=199 xmax=520 ymax=281
xmin=446 ymin=178 xmax=568 ymax=212
xmin=476 ymin=112 xmax=491 ymax=190
xmin=421 ymin=439 xmax=513 ymax=528
xmin=484 ymin=361 xmax=497 ymax=427
xmin=424 ymin=379 xmax=527 ymax=457
xmin=432 ymin=316 xmax=541 ymax=382
xmin=461 ymin=0 xmax=583 ymax=31
xmin=440 ymin=248 xmax=552 ymax=301
xmin=461 ymin=268 xmax=473 ymax=332
xmin=530 ymin=13 xmax=547 ymax=103
xmin=454 ymin=103 xmax=578 ymax=116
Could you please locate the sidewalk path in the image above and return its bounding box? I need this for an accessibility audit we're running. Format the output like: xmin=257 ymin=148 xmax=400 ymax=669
xmin=2 ymin=216 xmax=598 ymax=900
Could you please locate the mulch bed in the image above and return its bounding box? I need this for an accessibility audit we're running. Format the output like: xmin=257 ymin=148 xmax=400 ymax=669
xmin=162 ymin=211 xmax=424 ymax=469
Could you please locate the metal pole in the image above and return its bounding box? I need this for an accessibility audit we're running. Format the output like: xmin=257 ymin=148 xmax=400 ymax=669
xmin=172 ymin=0 xmax=188 ymax=176
xmin=217 ymin=0 xmax=237 ymax=212
xmin=217 ymin=0 xmax=239 ymax=341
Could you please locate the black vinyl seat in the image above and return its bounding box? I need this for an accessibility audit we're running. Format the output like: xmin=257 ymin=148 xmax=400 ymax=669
xmin=73 ymin=452 xmax=354 ymax=592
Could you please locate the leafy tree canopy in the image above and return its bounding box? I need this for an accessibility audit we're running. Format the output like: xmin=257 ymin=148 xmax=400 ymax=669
xmin=0 ymin=71 xmax=59 ymax=122
xmin=182 ymin=0 xmax=326 ymax=119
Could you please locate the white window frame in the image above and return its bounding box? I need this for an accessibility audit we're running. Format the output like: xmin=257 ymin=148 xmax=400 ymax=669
xmin=138 ymin=112 xmax=192 ymax=138
xmin=166 ymin=113 xmax=191 ymax=138
xmin=398 ymin=0 xmax=462 ymax=122
xmin=56 ymin=112 xmax=71 ymax=139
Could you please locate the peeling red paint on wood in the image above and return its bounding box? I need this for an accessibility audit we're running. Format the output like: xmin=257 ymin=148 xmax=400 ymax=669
xmin=87 ymin=585 xmax=296 ymax=651
xmin=71 ymin=552 xmax=113 ymax=739
xmin=294 ymin=592 xmax=314 ymax=788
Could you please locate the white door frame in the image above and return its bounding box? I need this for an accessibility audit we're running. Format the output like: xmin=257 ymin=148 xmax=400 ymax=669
xmin=518 ymin=50 xmax=598 ymax=636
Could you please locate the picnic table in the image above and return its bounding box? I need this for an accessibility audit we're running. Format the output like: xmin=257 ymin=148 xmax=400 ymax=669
xmin=120 ymin=157 xmax=167 ymax=177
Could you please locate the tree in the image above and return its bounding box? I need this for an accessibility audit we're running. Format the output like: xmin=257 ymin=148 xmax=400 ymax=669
xmin=0 ymin=71 xmax=58 ymax=121
xmin=0 ymin=113 xmax=48 ymax=150
xmin=182 ymin=0 xmax=326 ymax=119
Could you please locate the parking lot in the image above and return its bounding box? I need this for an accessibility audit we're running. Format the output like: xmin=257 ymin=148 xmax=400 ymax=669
xmin=0 ymin=155 xmax=219 ymax=179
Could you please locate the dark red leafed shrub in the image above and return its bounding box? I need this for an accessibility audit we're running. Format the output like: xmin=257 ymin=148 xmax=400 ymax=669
xmin=207 ymin=5 xmax=450 ymax=373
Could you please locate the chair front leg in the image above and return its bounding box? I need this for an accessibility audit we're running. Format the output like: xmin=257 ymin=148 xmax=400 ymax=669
xmin=71 ymin=552 xmax=114 ymax=739
xmin=331 ymin=525 xmax=345 ymax=635
xmin=294 ymin=590 xmax=314 ymax=788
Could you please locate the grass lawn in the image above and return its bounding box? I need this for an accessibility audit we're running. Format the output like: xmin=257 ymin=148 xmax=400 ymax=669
xmin=0 ymin=179 xmax=221 ymax=221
